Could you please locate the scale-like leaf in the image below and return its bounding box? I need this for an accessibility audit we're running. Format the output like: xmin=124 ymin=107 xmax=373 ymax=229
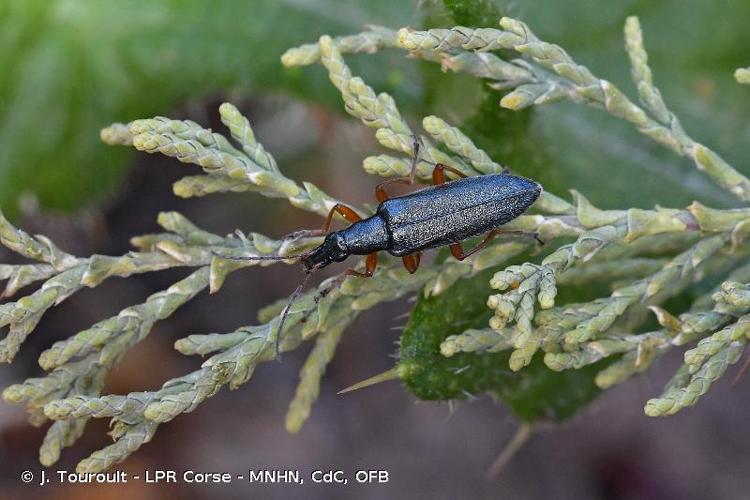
xmin=400 ymin=268 xmax=605 ymax=422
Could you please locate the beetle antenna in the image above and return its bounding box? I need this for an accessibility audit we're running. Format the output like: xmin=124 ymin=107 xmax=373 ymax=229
xmin=275 ymin=266 xmax=369 ymax=360
xmin=211 ymin=251 xmax=309 ymax=262
xmin=212 ymin=250 xmax=327 ymax=359
xmin=274 ymin=270 xmax=314 ymax=359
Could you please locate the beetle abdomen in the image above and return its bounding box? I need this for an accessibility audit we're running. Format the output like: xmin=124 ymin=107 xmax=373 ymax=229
xmin=378 ymin=174 xmax=541 ymax=256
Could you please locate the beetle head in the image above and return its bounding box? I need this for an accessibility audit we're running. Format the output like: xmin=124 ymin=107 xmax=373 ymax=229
xmin=301 ymin=232 xmax=348 ymax=272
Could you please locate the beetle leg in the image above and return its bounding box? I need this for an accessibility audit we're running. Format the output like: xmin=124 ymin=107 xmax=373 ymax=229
xmin=432 ymin=163 xmax=468 ymax=185
xmin=375 ymin=177 xmax=413 ymax=203
xmin=375 ymin=136 xmax=422 ymax=202
xmin=450 ymin=229 xmax=543 ymax=261
xmin=449 ymin=230 xmax=499 ymax=261
xmin=402 ymin=252 xmax=421 ymax=274
xmin=321 ymin=203 xmax=362 ymax=233
xmin=284 ymin=204 xmax=361 ymax=241
xmin=307 ymin=253 xmax=378 ymax=320
xmin=345 ymin=252 xmax=378 ymax=278
xmin=495 ymin=229 xmax=544 ymax=245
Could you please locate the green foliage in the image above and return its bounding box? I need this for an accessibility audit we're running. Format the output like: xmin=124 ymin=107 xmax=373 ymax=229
xmin=395 ymin=11 xmax=750 ymax=417
xmin=461 ymin=90 xmax=562 ymax=200
xmin=429 ymin=0 xmax=750 ymax=209
xmin=442 ymin=0 xmax=504 ymax=26
xmin=6 ymin=0 xmax=750 ymax=215
xmin=3 ymin=0 xmax=750 ymax=472
xmin=514 ymin=1 xmax=750 ymax=208
xmin=400 ymin=268 xmax=512 ymax=401
xmin=0 ymin=0 xmax=415 ymax=215
xmin=5 ymin=0 xmax=750 ymax=217
xmin=400 ymin=268 xmax=604 ymax=421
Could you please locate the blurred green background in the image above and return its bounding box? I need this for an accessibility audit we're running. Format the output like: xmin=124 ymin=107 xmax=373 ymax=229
xmin=2 ymin=1 xmax=750 ymax=499
xmin=2 ymin=0 xmax=749 ymax=217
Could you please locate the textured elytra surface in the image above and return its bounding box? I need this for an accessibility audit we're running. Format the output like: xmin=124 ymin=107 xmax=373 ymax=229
xmin=378 ymin=174 xmax=541 ymax=256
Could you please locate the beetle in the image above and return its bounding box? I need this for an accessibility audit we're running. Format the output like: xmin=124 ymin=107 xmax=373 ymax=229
xmin=301 ymin=158 xmax=542 ymax=278
xmin=216 ymin=140 xmax=542 ymax=353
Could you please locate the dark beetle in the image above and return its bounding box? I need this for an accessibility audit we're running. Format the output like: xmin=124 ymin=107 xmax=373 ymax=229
xmin=217 ymin=145 xmax=542 ymax=353
xmin=301 ymin=163 xmax=542 ymax=277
